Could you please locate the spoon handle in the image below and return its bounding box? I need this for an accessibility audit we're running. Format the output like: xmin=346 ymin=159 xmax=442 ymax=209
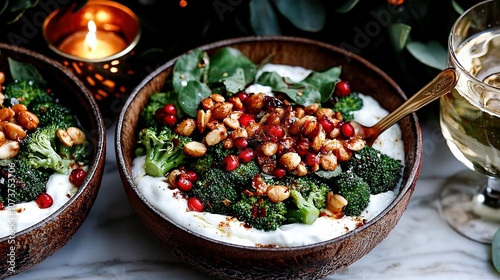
xmin=372 ymin=67 xmax=458 ymax=133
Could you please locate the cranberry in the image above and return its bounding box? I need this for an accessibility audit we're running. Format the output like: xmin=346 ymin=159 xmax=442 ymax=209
xmin=223 ymin=155 xmax=239 ymax=171
xmin=306 ymin=153 xmax=319 ymax=167
xmin=163 ymin=114 xmax=177 ymax=126
xmin=69 ymin=168 xmax=87 ymax=187
xmin=273 ymin=167 xmax=286 ymax=178
xmin=0 ymin=201 xmax=3 ymax=210
xmin=184 ymin=170 xmax=198 ymax=183
xmin=266 ymin=125 xmax=285 ymax=139
xmin=335 ymin=81 xmax=351 ymax=97
xmin=35 ymin=193 xmax=53 ymax=209
xmin=177 ymin=175 xmax=193 ymax=191
xmin=341 ymin=122 xmax=355 ymax=138
xmin=233 ymin=137 xmax=248 ymax=149
xmin=238 ymin=149 xmax=254 ymax=163
xmin=163 ymin=103 xmax=177 ymax=116
xmin=239 ymin=113 xmax=255 ymax=127
xmin=234 ymin=91 xmax=249 ymax=102
xmin=187 ymin=197 xmax=204 ymax=212
xmin=318 ymin=116 xmax=335 ymax=134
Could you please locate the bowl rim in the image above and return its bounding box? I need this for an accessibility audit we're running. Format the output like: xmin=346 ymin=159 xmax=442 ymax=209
xmin=0 ymin=43 xmax=106 ymax=241
xmin=116 ymin=35 xmax=423 ymax=250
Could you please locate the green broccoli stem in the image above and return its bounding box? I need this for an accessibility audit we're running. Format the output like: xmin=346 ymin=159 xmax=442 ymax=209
xmin=287 ymin=189 xmax=320 ymax=225
xmin=145 ymin=148 xmax=186 ymax=177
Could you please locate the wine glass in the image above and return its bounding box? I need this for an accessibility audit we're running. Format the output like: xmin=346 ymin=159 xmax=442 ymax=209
xmin=439 ymin=0 xmax=500 ymax=244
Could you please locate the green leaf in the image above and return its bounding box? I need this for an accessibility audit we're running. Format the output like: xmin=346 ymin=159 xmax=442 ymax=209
xmin=222 ymin=67 xmax=246 ymax=94
xmin=207 ymin=47 xmax=257 ymax=87
xmin=249 ymin=0 xmax=281 ymax=35
xmin=178 ymin=80 xmax=212 ymax=118
xmin=406 ymin=40 xmax=447 ymax=70
xmin=493 ymin=227 xmax=500 ymax=273
xmin=388 ymin=23 xmax=412 ymax=52
xmin=8 ymin=57 xmax=46 ymax=86
xmin=273 ymin=0 xmax=325 ymax=32
xmin=173 ymin=49 xmax=209 ymax=94
xmin=334 ymin=0 xmax=360 ymax=13
xmin=256 ymin=71 xmax=321 ymax=106
xmin=7 ymin=0 xmax=38 ymax=13
xmin=451 ymin=0 xmax=464 ymax=15
xmin=303 ymin=66 xmax=341 ymax=103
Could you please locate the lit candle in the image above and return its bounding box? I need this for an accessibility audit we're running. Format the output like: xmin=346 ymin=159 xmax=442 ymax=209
xmin=57 ymin=20 xmax=128 ymax=60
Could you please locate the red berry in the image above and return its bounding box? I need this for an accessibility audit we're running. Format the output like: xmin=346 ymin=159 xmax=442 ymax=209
xmin=0 ymin=201 xmax=3 ymax=210
xmin=266 ymin=125 xmax=285 ymax=139
xmin=223 ymin=155 xmax=239 ymax=171
xmin=335 ymin=81 xmax=351 ymax=97
xmin=177 ymin=175 xmax=193 ymax=191
xmin=163 ymin=103 xmax=177 ymax=115
xmin=318 ymin=116 xmax=335 ymax=134
xmin=69 ymin=168 xmax=87 ymax=187
xmin=306 ymin=153 xmax=319 ymax=167
xmin=273 ymin=168 xmax=286 ymax=178
xmin=35 ymin=193 xmax=53 ymax=209
xmin=239 ymin=113 xmax=255 ymax=127
xmin=184 ymin=170 xmax=198 ymax=182
xmin=154 ymin=108 xmax=166 ymax=122
xmin=341 ymin=122 xmax=355 ymax=138
xmin=187 ymin=197 xmax=204 ymax=212
xmin=234 ymin=91 xmax=249 ymax=102
xmin=163 ymin=114 xmax=177 ymax=126
xmin=233 ymin=137 xmax=248 ymax=149
xmin=238 ymin=149 xmax=254 ymax=163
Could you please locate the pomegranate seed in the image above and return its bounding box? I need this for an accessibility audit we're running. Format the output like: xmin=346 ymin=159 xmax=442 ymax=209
xmin=335 ymin=81 xmax=351 ymax=97
xmin=163 ymin=114 xmax=177 ymax=126
xmin=238 ymin=113 xmax=255 ymax=127
xmin=266 ymin=125 xmax=285 ymax=139
xmin=177 ymin=175 xmax=193 ymax=191
xmin=223 ymin=155 xmax=239 ymax=171
xmin=238 ymin=149 xmax=254 ymax=163
xmin=35 ymin=193 xmax=53 ymax=209
xmin=184 ymin=170 xmax=198 ymax=182
xmin=233 ymin=137 xmax=248 ymax=149
xmin=154 ymin=108 xmax=166 ymax=122
xmin=0 ymin=201 xmax=3 ymax=210
xmin=341 ymin=122 xmax=355 ymax=138
xmin=234 ymin=91 xmax=249 ymax=102
xmin=187 ymin=197 xmax=204 ymax=212
xmin=69 ymin=168 xmax=87 ymax=187
xmin=318 ymin=116 xmax=335 ymax=134
xmin=273 ymin=168 xmax=286 ymax=178
xmin=163 ymin=103 xmax=177 ymax=115
xmin=306 ymin=153 xmax=319 ymax=167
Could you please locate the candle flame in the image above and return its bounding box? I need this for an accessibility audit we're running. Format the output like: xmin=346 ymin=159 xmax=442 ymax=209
xmin=85 ymin=20 xmax=97 ymax=51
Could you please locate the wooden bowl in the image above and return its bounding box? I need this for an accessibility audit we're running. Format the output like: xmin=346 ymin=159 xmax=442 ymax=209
xmin=116 ymin=36 xmax=423 ymax=279
xmin=0 ymin=43 xmax=106 ymax=278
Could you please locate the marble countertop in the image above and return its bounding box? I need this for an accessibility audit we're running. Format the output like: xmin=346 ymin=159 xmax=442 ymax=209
xmin=7 ymin=117 xmax=500 ymax=280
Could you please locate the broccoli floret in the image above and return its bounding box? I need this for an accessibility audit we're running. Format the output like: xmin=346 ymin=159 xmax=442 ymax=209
xmin=3 ymin=80 xmax=47 ymax=107
xmin=227 ymin=160 xmax=260 ymax=187
xmin=341 ymin=146 xmax=403 ymax=194
xmin=232 ymin=195 xmax=287 ymax=231
xmin=282 ymin=176 xmax=329 ymax=209
xmin=191 ymin=168 xmax=239 ymax=215
xmin=29 ymin=102 xmax=78 ymax=128
xmin=333 ymin=92 xmax=363 ymax=121
xmin=188 ymin=143 xmax=230 ymax=176
xmin=287 ymin=189 xmax=320 ymax=225
xmin=140 ymin=91 xmax=182 ymax=127
xmin=137 ymin=126 xmax=192 ymax=177
xmin=333 ymin=172 xmax=371 ymax=216
xmin=0 ymin=159 xmax=50 ymax=203
xmin=58 ymin=137 xmax=92 ymax=165
xmin=20 ymin=125 xmax=73 ymax=174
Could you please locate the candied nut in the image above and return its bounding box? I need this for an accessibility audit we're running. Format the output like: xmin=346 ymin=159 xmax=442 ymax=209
xmin=204 ymin=128 xmax=227 ymax=146
xmin=329 ymin=127 xmax=341 ymax=139
xmin=311 ymin=126 xmax=325 ymax=152
xmin=167 ymin=169 xmax=182 ymax=188
xmin=293 ymin=162 xmax=308 ymax=177
xmin=335 ymin=146 xmax=351 ymax=162
xmin=183 ymin=141 xmax=207 ymax=157
xmin=288 ymin=118 xmax=304 ymax=135
xmin=320 ymin=152 xmax=338 ymax=171
xmin=345 ymin=137 xmax=366 ymax=151
xmin=295 ymin=107 xmax=305 ymax=119
xmin=66 ymin=127 xmax=86 ymax=145
xmin=279 ymin=152 xmax=301 ymax=171
xmin=0 ymin=72 xmax=4 ymax=85
xmin=0 ymin=108 xmax=15 ymax=122
xmin=223 ymin=138 xmax=233 ymax=149
xmin=261 ymin=141 xmax=278 ymax=157
xmin=304 ymin=103 xmax=319 ymax=114
xmin=245 ymin=93 xmax=266 ymax=114
xmin=196 ymin=109 xmax=211 ymax=133
xmin=315 ymin=108 xmax=334 ymax=119
xmin=265 ymin=111 xmax=282 ymax=125
xmin=57 ymin=129 xmax=73 ymax=147
xmin=0 ymin=131 xmax=5 ymax=146
xmin=228 ymin=96 xmax=243 ymax=111
xmin=0 ymin=140 xmax=20 ymax=159
xmin=4 ymin=122 xmax=26 ymax=141
xmin=223 ymin=116 xmax=239 ymax=130
xmin=11 ymin=104 xmax=27 ymax=114
xmin=322 ymin=139 xmax=343 ymax=152
xmin=302 ymin=116 xmax=317 ymax=136
xmin=326 ymin=192 xmax=348 ymax=214
xmin=16 ymin=110 xmax=39 ymax=131
xmin=245 ymin=122 xmax=261 ymax=137
xmin=210 ymin=93 xmax=225 ymax=103
xmin=201 ymin=97 xmax=216 ymax=110
xmin=231 ymin=127 xmax=248 ymax=139
xmin=266 ymin=185 xmax=290 ymax=203
xmin=175 ymin=118 xmax=196 ymax=136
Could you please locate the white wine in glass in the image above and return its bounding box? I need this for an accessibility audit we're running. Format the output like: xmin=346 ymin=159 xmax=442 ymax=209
xmin=439 ymin=0 xmax=500 ymax=244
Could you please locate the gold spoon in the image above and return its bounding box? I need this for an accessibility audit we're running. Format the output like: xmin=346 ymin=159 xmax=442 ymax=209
xmin=350 ymin=67 xmax=458 ymax=146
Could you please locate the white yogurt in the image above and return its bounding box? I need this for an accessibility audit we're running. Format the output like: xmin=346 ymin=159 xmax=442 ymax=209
xmin=132 ymin=64 xmax=405 ymax=247
xmin=0 ymin=172 xmax=80 ymax=238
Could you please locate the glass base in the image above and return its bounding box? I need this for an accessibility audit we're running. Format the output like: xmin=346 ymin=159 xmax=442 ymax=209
xmin=438 ymin=169 xmax=500 ymax=244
